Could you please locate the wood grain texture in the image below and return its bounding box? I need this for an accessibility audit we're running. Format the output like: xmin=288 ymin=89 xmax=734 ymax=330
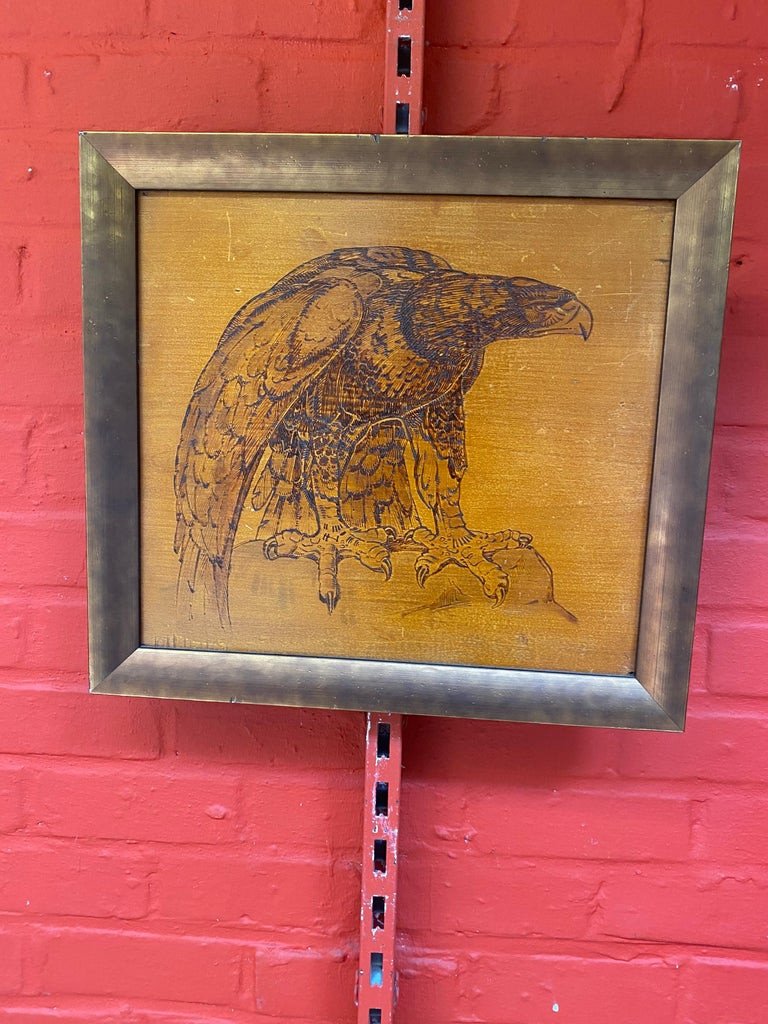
xmin=138 ymin=191 xmax=674 ymax=676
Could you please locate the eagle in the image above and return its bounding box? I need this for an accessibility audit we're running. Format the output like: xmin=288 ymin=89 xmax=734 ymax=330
xmin=174 ymin=246 xmax=592 ymax=625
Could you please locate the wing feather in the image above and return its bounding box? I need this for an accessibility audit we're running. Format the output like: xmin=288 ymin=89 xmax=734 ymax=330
xmin=175 ymin=277 xmax=364 ymax=624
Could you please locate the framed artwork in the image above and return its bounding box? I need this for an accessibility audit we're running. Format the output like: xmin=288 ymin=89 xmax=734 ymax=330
xmin=81 ymin=133 xmax=739 ymax=729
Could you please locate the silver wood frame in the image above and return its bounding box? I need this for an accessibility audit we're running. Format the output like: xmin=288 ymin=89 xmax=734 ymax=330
xmin=81 ymin=133 xmax=739 ymax=730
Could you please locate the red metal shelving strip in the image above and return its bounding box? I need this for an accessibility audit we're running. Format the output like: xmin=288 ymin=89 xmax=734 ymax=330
xmin=356 ymin=712 xmax=403 ymax=1024
xmin=383 ymin=0 xmax=425 ymax=135
xmin=357 ymin=6 xmax=425 ymax=1020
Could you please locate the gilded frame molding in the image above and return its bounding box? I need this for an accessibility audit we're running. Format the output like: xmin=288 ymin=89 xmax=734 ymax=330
xmin=81 ymin=132 xmax=739 ymax=729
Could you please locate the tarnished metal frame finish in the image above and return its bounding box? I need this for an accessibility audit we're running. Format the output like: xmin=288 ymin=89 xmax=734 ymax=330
xmin=81 ymin=133 xmax=740 ymax=731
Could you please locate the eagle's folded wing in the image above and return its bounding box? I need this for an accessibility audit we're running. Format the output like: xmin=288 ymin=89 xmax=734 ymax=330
xmin=174 ymin=277 xmax=364 ymax=624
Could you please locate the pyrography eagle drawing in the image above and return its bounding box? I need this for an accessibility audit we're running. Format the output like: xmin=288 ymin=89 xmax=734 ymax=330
xmin=174 ymin=246 xmax=592 ymax=624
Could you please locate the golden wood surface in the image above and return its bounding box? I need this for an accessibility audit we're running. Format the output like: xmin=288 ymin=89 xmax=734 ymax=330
xmin=138 ymin=191 xmax=674 ymax=675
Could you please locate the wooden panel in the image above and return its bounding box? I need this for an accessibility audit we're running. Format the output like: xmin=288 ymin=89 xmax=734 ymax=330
xmin=137 ymin=191 xmax=673 ymax=677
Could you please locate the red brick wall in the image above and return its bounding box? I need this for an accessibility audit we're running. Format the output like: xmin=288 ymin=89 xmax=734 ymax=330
xmin=0 ymin=1 xmax=766 ymax=1021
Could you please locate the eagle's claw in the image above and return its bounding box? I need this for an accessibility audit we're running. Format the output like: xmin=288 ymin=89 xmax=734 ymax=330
xmin=264 ymin=538 xmax=279 ymax=561
xmin=411 ymin=528 xmax=525 ymax=608
xmin=416 ymin=563 xmax=430 ymax=589
xmin=262 ymin=524 xmax=392 ymax=611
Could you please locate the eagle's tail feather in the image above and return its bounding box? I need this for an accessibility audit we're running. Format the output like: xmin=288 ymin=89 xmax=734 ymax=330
xmin=252 ymin=446 xmax=318 ymax=540
xmin=175 ymin=528 xmax=233 ymax=627
xmin=341 ymin=423 xmax=421 ymax=534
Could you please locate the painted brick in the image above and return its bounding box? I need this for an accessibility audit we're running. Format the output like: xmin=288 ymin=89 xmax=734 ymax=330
xmin=708 ymin=622 xmax=768 ymax=697
xmin=41 ymin=929 xmax=245 ymax=1005
xmin=732 ymin=162 xmax=768 ymax=245
xmin=681 ymin=959 xmax=768 ymax=1024
xmin=0 ymin=325 xmax=83 ymax=409
xmin=520 ymin=49 xmax=743 ymax=137
xmin=716 ymin=333 xmax=768 ymax=427
xmin=0 ymin=57 xmax=27 ymax=130
xmin=698 ymin=534 xmax=768 ymax=608
xmin=0 ymin=605 xmax=25 ymax=668
xmin=426 ymin=0 xmax=523 ymax=47
xmin=646 ymin=0 xmax=768 ymax=46
xmin=28 ymin=53 xmax=265 ymax=132
xmin=149 ymin=0 xmax=374 ymax=41
xmin=23 ymin=596 xmax=88 ymax=674
xmin=0 ymin=932 xmax=23 ymax=995
xmin=518 ymin=0 xmax=626 ymax=45
xmin=0 ymin=689 xmax=161 ymax=759
xmin=427 ymin=45 xmax=745 ymax=138
xmin=618 ymin=711 xmax=768 ymax=783
xmin=0 ymin=840 xmax=153 ymax=919
xmin=255 ymin=0 xmax=373 ymax=41
xmin=424 ymin=51 xmax=504 ymax=135
xmin=689 ymin=622 xmax=710 ymax=693
xmin=399 ymin=850 xmax=598 ymax=938
xmin=146 ymin=0 xmax=258 ymax=38
xmin=0 ymin=1004 xmax=318 ymax=1024
xmin=251 ymin=945 xmax=355 ymax=1020
xmin=0 ymin=0 xmax=147 ymax=37
xmin=397 ymin=951 xmax=679 ymax=1024
xmin=0 ymin=516 xmax=85 ymax=587
xmin=593 ymin=865 xmax=768 ymax=950
xmin=403 ymin=781 xmax=692 ymax=861
xmin=169 ymin=702 xmax=363 ymax=769
xmin=0 ymin=130 xmax=80 ymax=227
xmin=25 ymin=408 xmax=85 ymax=510
xmin=0 ymin=768 xmax=24 ymax=833
xmin=257 ymin=51 xmax=382 ymax=132
xmin=152 ymin=850 xmax=359 ymax=933
xmin=26 ymin=764 xmax=242 ymax=844
xmin=26 ymin=45 xmax=382 ymax=132
xmin=706 ymin=429 xmax=768 ymax=525
xmin=694 ymin=792 xmax=768 ymax=864
xmin=0 ymin=410 xmax=34 ymax=497
xmin=16 ymin=227 xmax=82 ymax=320
xmin=239 ymin=773 xmax=362 ymax=850
xmin=404 ymin=716 xmax=621 ymax=784
xmin=0 ymin=239 xmax=24 ymax=313
xmin=722 ymin=242 xmax=768 ymax=341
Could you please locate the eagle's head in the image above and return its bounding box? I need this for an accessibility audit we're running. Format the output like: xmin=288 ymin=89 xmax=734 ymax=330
xmin=476 ymin=275 xmax=593 ymax=345
xmin=405 ymin=269 xmax=593 ymax=356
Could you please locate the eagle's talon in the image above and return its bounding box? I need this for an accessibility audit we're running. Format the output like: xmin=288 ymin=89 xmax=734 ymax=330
xmin=380 ymin=556 xmax=393 ymax=581
xmin=264 ymin=539 xmax=279 ymax=561
xmin=416 ymin=564 xmax=430 ymax=588
xmin=492 ymin=582 xmax=508 ymax=607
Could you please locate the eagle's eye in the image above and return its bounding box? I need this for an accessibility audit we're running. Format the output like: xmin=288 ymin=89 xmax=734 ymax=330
xmin=527 ymin=301 xmax=555 ymax=316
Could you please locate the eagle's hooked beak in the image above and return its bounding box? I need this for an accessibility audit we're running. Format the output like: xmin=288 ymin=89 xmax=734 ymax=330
xmin=523 ymin=297 xmax=593 ymax=342
xmin=559 ymin=299 xmax=593 ymax=341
